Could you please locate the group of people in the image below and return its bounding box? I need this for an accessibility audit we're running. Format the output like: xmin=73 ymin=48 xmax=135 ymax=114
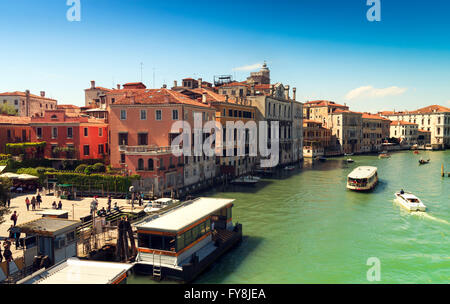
xmin=0 ymin=239 xmax=14 ymax=263
xmin=24 ymin=193 xmax=42 ymax=211
xmin=52 ymin=201 xmax=63 ymax=210
xmin=130 ymin=191 xmax=145 ymax=208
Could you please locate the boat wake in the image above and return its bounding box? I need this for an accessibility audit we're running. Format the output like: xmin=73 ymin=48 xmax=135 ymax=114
xmin=410 ymin=212 xmax=450 ymax=225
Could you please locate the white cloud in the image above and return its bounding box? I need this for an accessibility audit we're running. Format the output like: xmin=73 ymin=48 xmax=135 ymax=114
xmin=345 ymin=85 xmax=408 ymax=100
xmin=232 ymin=63 xmax=263 ymax=72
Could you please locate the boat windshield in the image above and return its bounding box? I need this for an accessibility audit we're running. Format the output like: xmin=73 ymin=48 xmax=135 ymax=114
xmin=408 ymin=198 xmax=419 ymax=203
xmin=348 ymin=177 xmax=367 ymax=187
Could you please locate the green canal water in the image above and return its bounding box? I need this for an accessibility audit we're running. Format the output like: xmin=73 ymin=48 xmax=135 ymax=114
xmin=129 ymin=150 xmax=450 ymax=284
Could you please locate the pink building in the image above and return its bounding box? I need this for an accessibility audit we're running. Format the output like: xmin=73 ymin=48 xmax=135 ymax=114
xmin=109 ymin=88 xmax=216 ymax=196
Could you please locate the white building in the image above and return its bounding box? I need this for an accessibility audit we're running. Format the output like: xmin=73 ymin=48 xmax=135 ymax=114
xmin=380 ymin=105 xmax=450 ymax=149
xmin=390 ymin=121 xmax=418 ymax=146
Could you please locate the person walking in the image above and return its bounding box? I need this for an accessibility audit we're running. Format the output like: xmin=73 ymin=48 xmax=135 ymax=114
xmin=58 ymin=201 xmax=62 ymax=210
xmin=52 ymin=201 xmax=57 ymax=209
xmin=25 ymin=197 xmax=30 ymax=211
xmin=7 ymin=225 xmax=14 ymax=239
xmin=36 ymin=193 xmax=42 ymax=209
xmin=10 ymin=211 xmax=18 ymax=226
xmin=31 ymin=196 xmax=37 ymax=211
xmin=107 ymin=200 xmax=111 ymax=213
xmin=0 ymin=245 xmax=3 ymax=263
xmin=7 ymin=197 xmax=11 ymax=208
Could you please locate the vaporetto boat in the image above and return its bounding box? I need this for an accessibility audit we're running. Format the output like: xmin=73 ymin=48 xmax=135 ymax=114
xmin=346 ymin=166 xmax=378 ymax=191
xmin=394 ymin=192 xmax=427 ymax=212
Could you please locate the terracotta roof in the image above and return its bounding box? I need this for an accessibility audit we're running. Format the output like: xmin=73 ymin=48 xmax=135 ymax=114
xmin=411 ymin=105 xmax=450 ymax=114
xmin=189 ymin=88 xmax=226 ymax=103
xmin=332 ymin=109 xmax=360 ymax=114
xmin=57 ymin=105 xmax=80 ymax=109
xmin=304 ymin=100 xmax=348 ymax=108
xmin=361 ymin=113 xmax=390 ymax=120
xmin=113 ymin=88 xmax=212 ymax=108
xmin=418 ymin=129 xmax=431 ymax=133
xmin=0 ymin=115 xmax=31 ymax=125
xmin=221 ymin=82 xmax=249 ymax=88
xmin=0 ymin=91 xmax=57 ymax=101
xmin=390 ymin=120 xmax=417 ymax=126
xmin=254 ymin=84 xmax=272 ymax=90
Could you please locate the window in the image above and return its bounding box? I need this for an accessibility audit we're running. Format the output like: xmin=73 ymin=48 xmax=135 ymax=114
xmin=138 ymin=133 xmax=148 ymax=146
xmin=83 ymin=145 xmax=90 ymax=156
xmin=98 ymin=144 xmax=104 ymax=154
xmin=118 ymin=133 xmax=128 ymax=145
xmin=7 ymin=130 xmax=11 ymax=139
xmin=172 ymin=109 xmax=178 ymax=120
xmin=138 ymin=159 xmax=144 ymax=171
xmin=98 ymin=128 xmax=103 ymax=137
xmin=120 ymin=154 xmax=125 ymax=164
xmin=140 ymin=110 xmax=147 ymax=120
xmin=84 ymin=128 xmax=88 ymax=136
xmin=67 ymin=127 xmax=73 ymax=138
xmin=37 ymin=127 xmax=42 ymax=138
xmin=52 ymin=127 xmax=58 ymax=139
xmin=14 ymin=100 xmax=18 ymax=105
xmin=120 ymin=109 xmax=127 ymax=120
xmin=148 ymin=159 xmax=154 ymax=171
xmin=156 ymin=110 xmax=162 ymax=121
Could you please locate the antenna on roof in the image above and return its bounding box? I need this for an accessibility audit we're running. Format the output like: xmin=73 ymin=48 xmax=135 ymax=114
xmin=140 ymin=62 xmax=144 ymax=82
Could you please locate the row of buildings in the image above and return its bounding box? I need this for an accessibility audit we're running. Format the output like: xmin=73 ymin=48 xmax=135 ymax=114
xmin=1 ymin=64 xmax=450 ymax=195
xmin=302 ymin=100 xmax=450 ymax=157
xmin=0 ymin=64 xmax=304 ymax=196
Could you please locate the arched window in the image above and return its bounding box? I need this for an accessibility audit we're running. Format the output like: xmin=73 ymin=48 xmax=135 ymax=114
xmin=148 ymin=159 xmax=154 ymax=171
xmin=138 ymin=159 xmax=144 ymax=171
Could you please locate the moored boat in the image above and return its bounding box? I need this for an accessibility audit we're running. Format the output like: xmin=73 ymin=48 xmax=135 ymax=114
xmin=346 ymin=158 xmax=355 ymax=163
xmin=133 ymin=197 xmax=242 ymax=282
xmin=231 ymin=175 xmax=260 ymax=185
xmin=378 ymin=153 xmax=390 ymax=159
xmin=347 ymin=166 xmax=378 ymax=191
xmin=284 ymin=166 xmax=295 ymax=171
xmin=394 ymin=191 xmax=426 ymax=212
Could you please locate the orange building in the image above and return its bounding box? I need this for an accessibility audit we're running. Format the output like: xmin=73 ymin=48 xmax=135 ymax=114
xmin=0 ymin=115 xmax=31 ymax=154
xmin=302 ymin=120 xmax=331 ymax=157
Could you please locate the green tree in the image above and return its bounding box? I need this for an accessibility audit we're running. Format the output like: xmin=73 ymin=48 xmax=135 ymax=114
xmin=0 ymin=104 xmax=18 ymax=116
xmin=0 ymin=177 xmax=12 ymax=225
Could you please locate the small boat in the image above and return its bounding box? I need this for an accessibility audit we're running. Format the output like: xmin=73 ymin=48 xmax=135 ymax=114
xmin=344 ymin=153 xmax=354 ymax=156
xmin=418 ymin=158 xmax=430 ymax=165
xmin=231 ymin=175 xmax=260 ymax=185
xmin=413 ymin=150 xmax=420 ymax=155
xmin=378 ymin=153 xmax=390 ymax=159
xmin=347 ymin=166 xmax=378 ymax=191
xmin=284 ymin=166 xmax=295 ymax=171
xmin=394 ymin=191 xmax=426 ymax=212
xmin=144 ymin=198 xmax=179 ymax=213
xmin=317 ymin=156 xmax=327 ymax=162
xmin=346 ymin=159 xmax=355 ymax=163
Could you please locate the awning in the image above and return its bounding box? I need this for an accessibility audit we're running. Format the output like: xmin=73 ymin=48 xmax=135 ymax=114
xmin=0 ymin=172 xmax=21 ymax=179
xmin=18 ymin=174 xmax=39 ymax=181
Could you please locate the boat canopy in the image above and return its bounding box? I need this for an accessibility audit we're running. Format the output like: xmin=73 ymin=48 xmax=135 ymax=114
xmin=348 ymin=166 xmax=377 ymax=179
xmin=135 ymin=197 xmax=234 ymax=233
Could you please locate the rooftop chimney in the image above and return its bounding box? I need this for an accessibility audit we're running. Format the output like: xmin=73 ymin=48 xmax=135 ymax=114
xmin=293 ymin=88 xmax=297 ymax=101
xmin=117 ymin=84 xmax=121 ymax=90
xmin=40 ymin=91 xmax=45 ymax=97
xmin=202 ymin=92 xmax=207 ymax=104
xmin=270 ymin=85 xmax=275 ymax=96
xmin=174 ymin=80 xmax=178 ymax=87
xmin=198 ymin=78 xmax=203 ymax=89
xmin=130 ymin=95 xmax=135 ymax=104
xmin=225 ymin=95 xmax=229 ymax=103
xmin=90 ymin=81 xmax=95 ymax=89
xmin=285 ymin=85 xmax=290 ymax=100
xmin=162 ymin=84 xmax=167 ymax=89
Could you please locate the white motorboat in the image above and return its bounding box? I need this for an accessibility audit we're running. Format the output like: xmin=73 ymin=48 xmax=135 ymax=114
xmin=284 ymin=166 xmax=295 ymax=171
xmin=394 ymin=192 xmax=426 ymax=212
xmin=346 ymin=158 xmax=355 ymax=163
xmin=231 ymin=175 xmax=260 ymax=185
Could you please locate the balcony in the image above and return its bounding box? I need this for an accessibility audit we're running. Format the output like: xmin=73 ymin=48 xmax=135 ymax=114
xmin=119 ymin=145 xmax=173 ymax=156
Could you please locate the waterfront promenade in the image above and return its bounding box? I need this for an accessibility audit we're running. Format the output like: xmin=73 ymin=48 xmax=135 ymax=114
xmin=0 ymin=193 xmax=141 ymax=260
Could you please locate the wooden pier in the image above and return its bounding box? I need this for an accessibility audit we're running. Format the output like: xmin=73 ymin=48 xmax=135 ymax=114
xmin=441 ymin=164 xmax=450 ymax=177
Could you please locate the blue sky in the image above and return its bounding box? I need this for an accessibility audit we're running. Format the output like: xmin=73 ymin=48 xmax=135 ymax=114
xmin=0 ymin=0 xmax=449 ymax=112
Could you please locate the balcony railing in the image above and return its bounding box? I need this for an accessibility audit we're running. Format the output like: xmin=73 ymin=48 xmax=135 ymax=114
xmin=119 ymin=145 xmax=173 ymax=155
